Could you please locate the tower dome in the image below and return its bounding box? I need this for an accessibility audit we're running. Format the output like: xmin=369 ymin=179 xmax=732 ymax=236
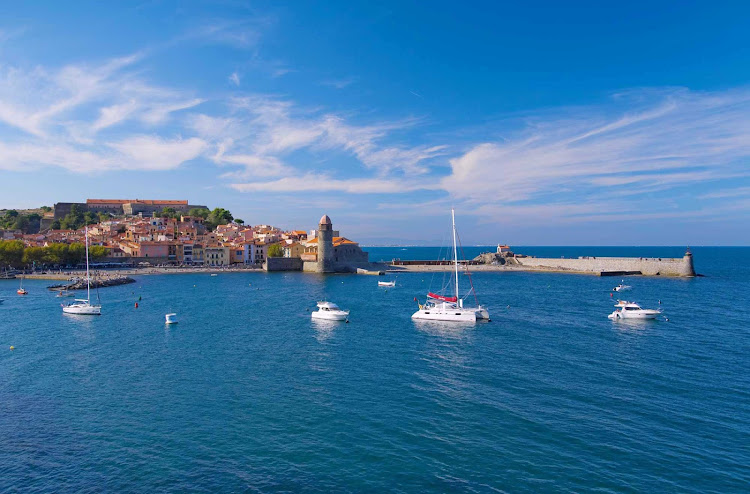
xmin=319 ymin=214 xmax=332 ymax=226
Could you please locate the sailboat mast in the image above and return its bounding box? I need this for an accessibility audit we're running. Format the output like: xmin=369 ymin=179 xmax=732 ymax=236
xmin=451 ymin=208 xmax=460 ymax=307
xmin=85 ymin=226 xmax=90 ymax=302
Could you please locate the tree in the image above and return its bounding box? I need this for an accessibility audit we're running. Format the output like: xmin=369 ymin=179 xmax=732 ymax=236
xmin=43 ymin=243 xmax=68 ymax=265
xmin=0 ymin=240 xmax=25 ymax=268
xmin=159 ymin=207 xmax=178 ymax=218
xmin=40 ymin=206 xmax=52 ymax=212
xmin=267 ymin=244 xmax=283 ymax=258
xmin=66 ymin=243 xmax=85 ymax=265
xmin=188 ymin=208 xmax=210 ymax=219
xmin=89 ymin=245 xmax=108 ymax=260
xmin=235 ymin=219 xmax=244 ymax=225
xmin=23 ymin=246 xmax=46 ymax=266
xmin=50 ymin=220 xmax=61 ymax=230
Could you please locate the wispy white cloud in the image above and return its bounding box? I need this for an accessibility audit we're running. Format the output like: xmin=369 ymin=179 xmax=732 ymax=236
xmin=320 ymin=77 xmax=357 ymax=89
xmin=444 ymin=88 xmax=750 ymax=215
xmin=229 ymin=72 xmax=240 ymax=86
xmin=230 ymin=174 xmax=441 ymax=194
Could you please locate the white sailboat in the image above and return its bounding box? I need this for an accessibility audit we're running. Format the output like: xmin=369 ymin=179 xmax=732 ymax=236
xmin=17 ymin=275 xmax=27 ymax=295
xmin=62 ymin=227 xmax=101 ymax=316
xmin=412 ymin=209 xmax=490 ymax=322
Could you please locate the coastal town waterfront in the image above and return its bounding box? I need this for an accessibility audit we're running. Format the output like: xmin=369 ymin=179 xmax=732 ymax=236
xmin=1 ymin=246 xmax=748 ymax=492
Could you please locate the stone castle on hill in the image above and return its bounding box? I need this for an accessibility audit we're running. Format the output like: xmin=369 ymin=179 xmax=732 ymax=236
xmin=53 ymin=199 xmax=207 ymax=219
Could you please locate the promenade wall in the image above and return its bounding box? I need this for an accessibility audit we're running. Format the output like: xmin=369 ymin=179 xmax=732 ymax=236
xmin=515 ymin=254 xmax=695 ymax=277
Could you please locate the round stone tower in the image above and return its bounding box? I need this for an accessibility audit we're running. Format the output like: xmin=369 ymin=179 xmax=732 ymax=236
xmin=317 ymin=214 xmax=335 ymax=273
xmin=681 ymin=248 xmax=696 ymax=277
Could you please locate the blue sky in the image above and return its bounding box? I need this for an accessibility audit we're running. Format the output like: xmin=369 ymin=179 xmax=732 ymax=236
xmin=1 ymin=1 xmax=749 ymax=245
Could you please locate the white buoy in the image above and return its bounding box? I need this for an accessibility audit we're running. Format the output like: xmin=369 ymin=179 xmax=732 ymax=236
xmin=165 ymin=313 xmax=178 ymax=325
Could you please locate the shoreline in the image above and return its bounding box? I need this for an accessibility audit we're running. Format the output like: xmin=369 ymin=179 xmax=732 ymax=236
xmin=16 ymin=266 xmax=264 ymax=281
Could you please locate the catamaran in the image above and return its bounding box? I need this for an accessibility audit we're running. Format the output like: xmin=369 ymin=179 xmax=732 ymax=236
xmin=412 ymin=209 xmax=490 ymax=322
xmin=62 ymin=227 xmax=101 ymax=316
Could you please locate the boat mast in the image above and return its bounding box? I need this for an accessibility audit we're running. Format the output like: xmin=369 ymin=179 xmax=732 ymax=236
xmin=85 ymin=226 xmax=90 ymax=303
xmin=451 ymin=208 xmax=461 ymax=307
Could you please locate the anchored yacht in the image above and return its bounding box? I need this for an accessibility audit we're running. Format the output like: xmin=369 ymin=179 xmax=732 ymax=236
xmin=608 ymin=300 xmax=661 ymax=320
xmin=311 ymin=301 xmax=350 ymax=321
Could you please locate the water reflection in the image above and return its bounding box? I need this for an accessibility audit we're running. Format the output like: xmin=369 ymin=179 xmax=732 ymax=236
xmin=610 ymin=318 xmax=659 ymax=332
xmin=412 ymin=319 xmax=477 ymax=340
xmin=311 ymin=318 xmax=344 ymax=343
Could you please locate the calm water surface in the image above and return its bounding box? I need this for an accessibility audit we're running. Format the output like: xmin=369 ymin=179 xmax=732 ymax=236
xmin=1 ymin=247 xmax=748 ymax=492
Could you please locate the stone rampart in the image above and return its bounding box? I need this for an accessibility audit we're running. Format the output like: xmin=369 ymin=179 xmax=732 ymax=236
xmin=515 ymin=254 xmax=695 ymax=277
xmin=264 ymin=257 xmax=303 ymax=272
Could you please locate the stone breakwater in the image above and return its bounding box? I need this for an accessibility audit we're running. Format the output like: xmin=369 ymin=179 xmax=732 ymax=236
xmin=511 ymin=252 xmax=695 ymax=277
xmin=389 ymin=251 xmax=696 ymax=277
xmin=48 ymin=276 xmax=136 ymax=291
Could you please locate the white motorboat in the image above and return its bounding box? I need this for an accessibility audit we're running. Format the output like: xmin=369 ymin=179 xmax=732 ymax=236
xmin=378 ymin=280 xmax=396 ymax=287
xmin=608 ymin=300 xmax=661 ymax=320
xmin=311 ymin=301 xmax=350 ymax=321
xmin=412 ymin=209 xmax=490 ymax=322
xmin=165 ymin=313 xmax=178 ymax=324
xmin=63 ymin=227 xmax=101 ymax=316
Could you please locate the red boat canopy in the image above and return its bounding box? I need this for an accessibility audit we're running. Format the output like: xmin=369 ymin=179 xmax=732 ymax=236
xmin=427 ymin=292 xmax=458 ymax=302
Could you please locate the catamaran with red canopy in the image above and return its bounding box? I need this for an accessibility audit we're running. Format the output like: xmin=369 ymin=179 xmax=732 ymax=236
xmin=412 ymin=209 xmax=490 ymax=323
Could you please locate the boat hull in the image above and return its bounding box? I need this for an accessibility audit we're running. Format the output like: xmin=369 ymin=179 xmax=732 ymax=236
xmin=311 ymin=310 xmax=349 ymax=321
xmin=63 ymin=305 xmax=101 ymax=315
xmin=608 ymin=310 xmax=659 ymax=320
xmin=378 ymin=282 xmax=395 ymax=287
xmin=412 ymin=308 xmax=477 ymax=322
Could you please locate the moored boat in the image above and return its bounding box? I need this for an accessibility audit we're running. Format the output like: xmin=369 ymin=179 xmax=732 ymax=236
xmin=62 ymin=227 xmax=101 ymax=316
xmin=608 ymin=300 xmax=661 ymax=320
xmin=311 ymin=301 xmax=350 ymax=321
xmin=412 ymin=209 xmax=490 ymax=322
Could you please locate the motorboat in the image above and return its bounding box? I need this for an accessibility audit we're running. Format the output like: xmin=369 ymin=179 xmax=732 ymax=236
xmin=63 ymin=227 xmax=101 ymax=316
xmin=56 ymin=290 xmax=74 ymax=298
xmin=613 ymin=280 xmax=632 ymax=292
xmin=378 ymin=280 xmax=396 ymax=287
xmin=165 ymin=313 xmax=178 ymax=324
xmin=311 ymin=301 xmax=350 ymax=321
xmin=412 ymin=209 xmax=490 ymax=322
xmin=608 ymin=300 xmax=661 ymax=320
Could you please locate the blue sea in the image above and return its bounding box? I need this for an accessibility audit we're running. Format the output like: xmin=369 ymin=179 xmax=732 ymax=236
xmin=1 ymin=247 xmax=748 ymax=492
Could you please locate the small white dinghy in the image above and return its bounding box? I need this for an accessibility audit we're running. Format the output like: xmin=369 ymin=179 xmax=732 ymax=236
xmin=608 ymin=300 xmax=661 ymax=320
xmin=311 ymin=301 xmax=349 ymax=321
xmin=613 ymin=280 xmax=632 ymax=292
xmin=165 ymin=313 xmax=178 ymax=325
xmin=378 ymin=280 xmax=396 ymax=287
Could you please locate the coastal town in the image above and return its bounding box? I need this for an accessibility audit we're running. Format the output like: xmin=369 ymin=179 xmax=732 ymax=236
xmin=0 ymin=199 xmax=370 ymax=274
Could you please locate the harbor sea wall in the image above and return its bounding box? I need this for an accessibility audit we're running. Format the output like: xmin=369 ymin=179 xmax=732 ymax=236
xmin=264 ymin=257 xmax=303 ymax=272
xmin=514 ymin=252 xmax=695 ymax=277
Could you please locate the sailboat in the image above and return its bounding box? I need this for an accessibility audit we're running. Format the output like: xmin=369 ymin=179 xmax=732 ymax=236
xmin=17 ymin=276 xmax=27 ymax=295
xmin=62 ymin=227 xmax=101 ymax=315
xmin=412 ymin=209 xmax=490 ymax=322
